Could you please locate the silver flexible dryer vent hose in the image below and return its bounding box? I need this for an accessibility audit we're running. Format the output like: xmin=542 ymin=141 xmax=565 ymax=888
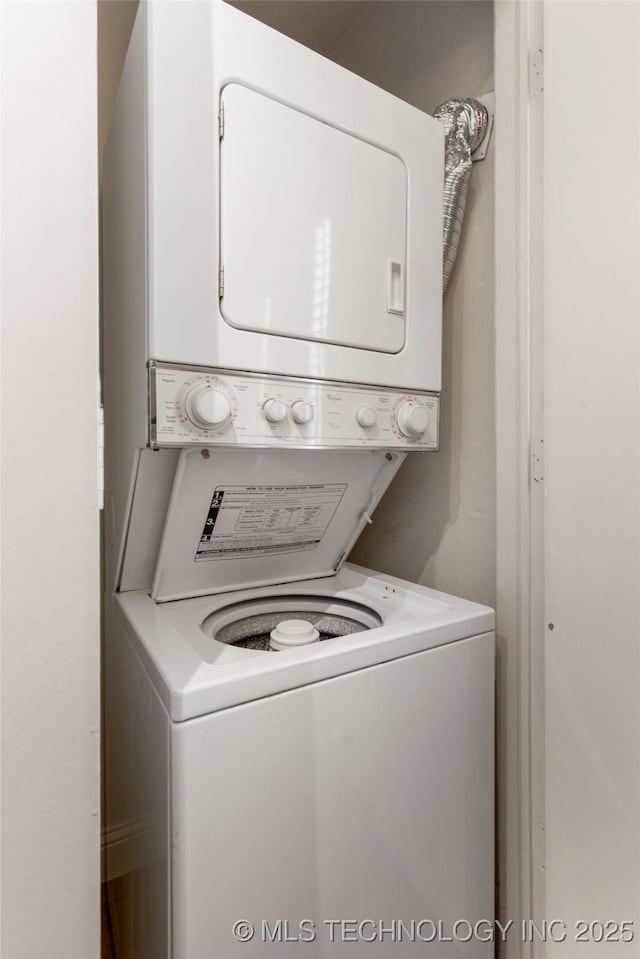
xmin=434 ymin=98 xmax=489 ymax=292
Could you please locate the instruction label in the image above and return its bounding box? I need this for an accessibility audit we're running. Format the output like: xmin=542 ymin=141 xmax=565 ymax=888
xmin=195 ymin=484 xmax=347 ymax=561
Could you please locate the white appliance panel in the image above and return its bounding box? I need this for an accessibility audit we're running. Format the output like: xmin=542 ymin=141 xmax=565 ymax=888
xmin=115 ymin=564 xmax=496 ymax=720
xmin=150 ymin=365 xmax=440 ymax=450
xmin=220 ymin=84 xmax=407 ymax=353
xmin=171 ymin=633 xmax=495 ymax=958
xmin=104 ymin=601 xmax=170 ymax=958
xmin=152 ymin=451 xmax=404 ymax=601
xmin=142 ymin=0 xmax=443 ymax=390
xmin=118 ymin=448 xmax=180 ymax=593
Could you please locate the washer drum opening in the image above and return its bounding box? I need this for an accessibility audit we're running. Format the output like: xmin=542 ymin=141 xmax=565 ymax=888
xmin=202 ymin=596 xmax=383 ymax=651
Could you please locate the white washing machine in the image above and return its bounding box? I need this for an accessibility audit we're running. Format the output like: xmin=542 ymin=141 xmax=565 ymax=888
xmin=105 ymin=446 xmax=495 ymax=959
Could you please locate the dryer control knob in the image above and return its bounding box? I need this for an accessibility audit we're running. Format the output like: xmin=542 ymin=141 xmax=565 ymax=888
xmin=291 ymin=401 xmax=315 ymax=425
xmin=185 ymin=385 xmax=232 ymax=430
xmin=397 ymin=401 xmax=430 ymax=438
xmin=356 ymin=406 xmax=378 ymax=429
xmin=263 ymin=398 xmax=288 ymax=424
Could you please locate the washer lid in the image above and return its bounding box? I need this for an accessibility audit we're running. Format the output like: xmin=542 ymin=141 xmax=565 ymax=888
xmin=151 ymin=448 xmax=404 ymax=602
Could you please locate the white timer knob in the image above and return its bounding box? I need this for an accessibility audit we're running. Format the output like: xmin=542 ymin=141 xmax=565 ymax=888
xmin=291 ymin=401 xmax=315 ymax=425
xmin=356 ymin=406 xmax=378 ymax=429
xmin=397 ymin=401 xmax=430 ymax=438
xmin=262 ymin=398 xmax=288 ymax=424
xmin=185 ymin=385 xmax=232 ymax=430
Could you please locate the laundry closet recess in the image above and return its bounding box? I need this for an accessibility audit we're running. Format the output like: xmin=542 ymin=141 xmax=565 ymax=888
xmin=100 ymin=3 xmax=500 ymax=958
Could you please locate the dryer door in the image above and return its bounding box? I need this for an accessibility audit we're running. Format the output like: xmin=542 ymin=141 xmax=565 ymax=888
xmin=219 ymin=84 xmax=407 ymax=354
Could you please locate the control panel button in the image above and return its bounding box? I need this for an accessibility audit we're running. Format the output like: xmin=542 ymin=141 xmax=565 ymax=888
xmin=397 ymin=401 xmax=430 ymax=438
xmin=291 ymin=401 xmax=314 ymax=425
xmin=356 ymin=406 xmax=378 ymax=429
xmin=262 ymin=398 xmax=288 ymax=423
xmin=185 ymin=385 xmax=232 ymax=430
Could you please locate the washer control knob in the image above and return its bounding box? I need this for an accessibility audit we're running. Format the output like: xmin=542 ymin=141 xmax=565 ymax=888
xmin=291 ymin=401 xmax=315 ymax=425
xmin=397 ymin=401 xmax=430 ymax=438
xmin=262 ymin=398 xmax=288 ymax=424
xmin=185 ymin=385 xmax=232 ymax=430
xmin=356 ymin=406 xmax=378 ymax=429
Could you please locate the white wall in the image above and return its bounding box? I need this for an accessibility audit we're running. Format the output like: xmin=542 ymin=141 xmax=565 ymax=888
xmin=544 ymin=1 xmax=640 ymax=949
xmin=332 ymin=1 xmax=496 ymax=608
xmin=0 ymin=3 xmax=100 ymax=957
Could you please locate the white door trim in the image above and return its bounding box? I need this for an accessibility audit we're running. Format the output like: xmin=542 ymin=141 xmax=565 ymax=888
xmin=494 ymin=2 xmax=545 ymax=954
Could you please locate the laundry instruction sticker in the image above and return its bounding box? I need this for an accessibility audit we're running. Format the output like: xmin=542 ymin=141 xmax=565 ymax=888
xmin=195 ymin=484 xmax=347 ymax=561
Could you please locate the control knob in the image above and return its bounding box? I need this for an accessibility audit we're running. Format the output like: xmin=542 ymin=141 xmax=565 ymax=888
xmin=185 ymin=384 xmax=232 ymax=430
xmin=262 ymin=398 xmax=288 ymax=424
xmin=291 ymin=401 xmax=314 ymax=425
xmin=356 ymin=406 xmax=378 ymax=429
xmin=397 ymin=401 xmax=430 ymax=438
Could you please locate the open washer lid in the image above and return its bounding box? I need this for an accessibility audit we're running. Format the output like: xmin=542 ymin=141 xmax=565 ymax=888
xmin=151 ymin=448 xmax=404 ymax=602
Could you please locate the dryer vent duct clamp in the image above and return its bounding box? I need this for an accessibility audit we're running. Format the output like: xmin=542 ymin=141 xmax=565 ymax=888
xmin=435 ymin=97 xmax=491 ymax=292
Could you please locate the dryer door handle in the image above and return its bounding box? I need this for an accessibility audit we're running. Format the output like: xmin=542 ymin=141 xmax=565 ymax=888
xmin=387 ymin=260 xmax=405 ymax=315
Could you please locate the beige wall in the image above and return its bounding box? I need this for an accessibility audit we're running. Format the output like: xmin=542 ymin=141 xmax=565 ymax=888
xmin=98 ymin=0 xmax=138 ymax=159
xmin=335 ymin=2 xmax=496 ymax=607
xmin=0 ymin=2 xmax=100 ymax=956
xmin=230 ymin=1 xmax=366 ymax=56
xmin=544 ymin=1 xmax=640 ymax=947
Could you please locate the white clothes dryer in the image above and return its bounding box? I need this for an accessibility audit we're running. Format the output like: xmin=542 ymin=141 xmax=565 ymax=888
xmin=102 ymin=0 xmax=444 ymax=596
xmin=102 ymin=0 xmax=444 ymax=392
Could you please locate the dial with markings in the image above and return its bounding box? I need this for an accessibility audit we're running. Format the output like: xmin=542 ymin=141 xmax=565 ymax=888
xmin=177 ymin=377 xmax=237 ymax=434
xmin=396 ymin=401 xmax=431 ymax=438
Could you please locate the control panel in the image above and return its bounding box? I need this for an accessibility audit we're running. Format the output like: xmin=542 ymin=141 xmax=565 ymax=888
xmin=149 ymin=364 xmax=440 ymax=450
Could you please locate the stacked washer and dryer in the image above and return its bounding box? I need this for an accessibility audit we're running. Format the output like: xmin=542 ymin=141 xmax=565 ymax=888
xmin=102 ymin=3 xmax=495 ymax=958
